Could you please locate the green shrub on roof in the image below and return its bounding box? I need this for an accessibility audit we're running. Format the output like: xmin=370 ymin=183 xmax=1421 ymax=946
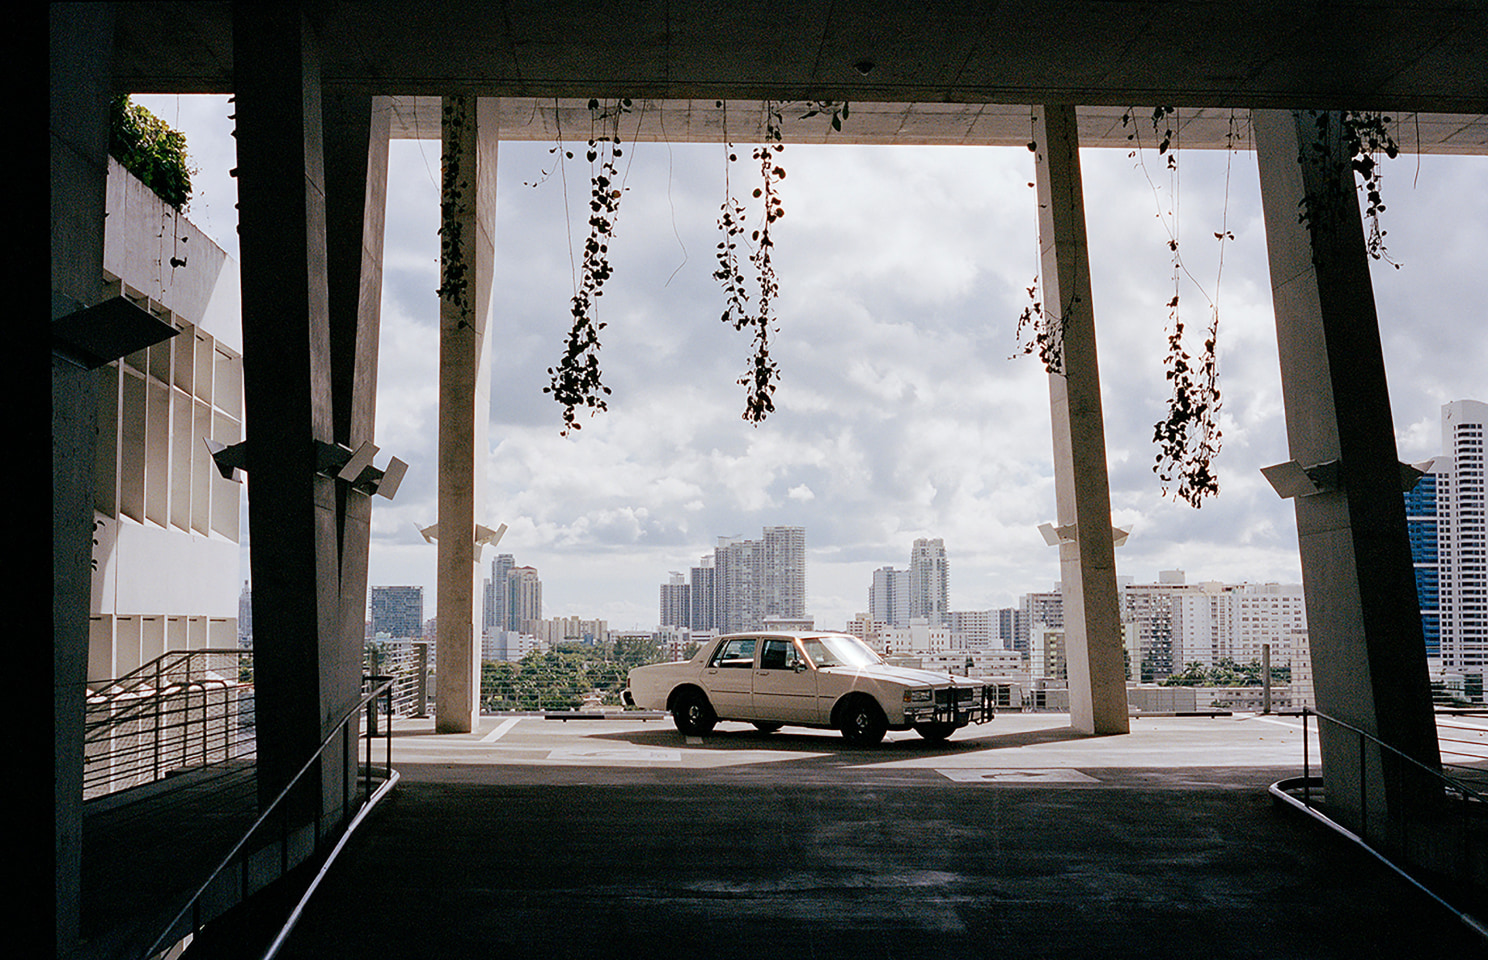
xmin=109 ymin=95 xmax=193 ymax=210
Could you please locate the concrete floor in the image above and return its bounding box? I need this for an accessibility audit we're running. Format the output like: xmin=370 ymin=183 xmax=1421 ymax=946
xmin=266 ymin=712 xmax=1487 ymax=959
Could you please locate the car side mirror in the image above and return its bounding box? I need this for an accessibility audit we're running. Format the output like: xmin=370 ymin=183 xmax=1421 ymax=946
xmin=792 ymin=660 xmax=807 ymax=673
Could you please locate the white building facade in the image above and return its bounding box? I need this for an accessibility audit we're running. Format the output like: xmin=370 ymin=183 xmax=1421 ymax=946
xmin=88 ymin=159 xmax=244 ymax=681
xmin=1435 ymin=400 xmax=1487 ymax=691
xmin=1174 ymin=582 xmax=1307 ymax=670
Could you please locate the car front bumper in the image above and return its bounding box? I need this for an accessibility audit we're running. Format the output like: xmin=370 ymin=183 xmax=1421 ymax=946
xmin=903 ymin=684 xmax=997 ymax=726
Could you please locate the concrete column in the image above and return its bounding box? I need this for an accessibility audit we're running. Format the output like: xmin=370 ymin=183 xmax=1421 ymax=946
xmin=323 ymin=89 xmax=392 ymax=811
xmin=1032 ymin=105 xmax=1129 ymax=736
xmin=50 ymin=5 xmax=114 ymax=946
xmin=435 ymin=96 xmax=497 ymax=733
xmin=1253 ymin=110 xmax=1440 ymax=836
xmin=233 ymin=1 xmax=342 ymax=810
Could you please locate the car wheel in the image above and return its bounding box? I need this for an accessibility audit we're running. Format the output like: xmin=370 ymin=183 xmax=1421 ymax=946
xmin=914 ymin=722 xmax=957 ymax=742
xmin=839 ymin=696 xmax=887 ymax=745
xmin=751 ymin=721 xmax=783 ymax=733
xmin=672 ymin=688 xmax=717 ymax=736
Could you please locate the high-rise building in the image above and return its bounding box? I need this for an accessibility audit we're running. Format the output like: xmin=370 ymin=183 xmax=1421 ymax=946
xmin=1405 ymin=470 xmax=1441 ymax=659
xmin=688 ymin=557 xmax=716 ymax=632
xmin=948 ymin=610 xmax=995 ymax=650
xmin=483 ymin=553 xmax=515 ymax=635
xmin=238 ymin=582 xmax=253 ymax=647
xmin=1410 ymin=399 xmax=1487 ymax=696
xmin=994 ymin=607 xmax=1025 ymax=651
xmin=1118 ymin=570 xmax=1200 ymax=680
xmin=1019 ymin=589 xmax=1064 ymax=654
xmin=660 ymin=572 xmax=690 ymax=628
xmin=711 ymin=527 xmax=807 ymax=633
xmin=1172 ymin=581 xmax=1306 ymax=670
xmin=869 ymin=566 xmax=910 ymax=628
xmin=713 ymin=535 xmax=761 ymax=634
xmin=507 ymin=566 xmax=543 ymax=632
xmin=909 ymin=538 xmax=950 ymax=626
xmin=764 ymin=526 xmax=807 ymax=620
xmin=370 ymin=586 xmax=424 ymax=639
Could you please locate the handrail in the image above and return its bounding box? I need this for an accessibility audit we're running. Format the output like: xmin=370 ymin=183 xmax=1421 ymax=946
xmin=141 ymin=676 xmax=397 ymax=960
xmin=1300 ymin=706 xmax=1485 ymax=806
xmin=88 ymin=648 xmax=248 ymax=702
xmin=1270 ymin=706 xmax=1487 ymax=942
xmin=84 ymin=651 xmax=256 ymax=799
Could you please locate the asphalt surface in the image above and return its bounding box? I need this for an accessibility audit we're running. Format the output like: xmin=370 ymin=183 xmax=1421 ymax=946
xmin=267 ymin=712 xmax=1488 ymax=959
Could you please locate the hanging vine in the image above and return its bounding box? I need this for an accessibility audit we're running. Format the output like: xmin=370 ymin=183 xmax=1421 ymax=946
xmin=436 ymin=100 xmax=472 ymax=324
xmin=1012 ymin=276 xmax=1062 ymax=374
xmin=544 ymin=98 xmax=635 ymax=435
xmin=1122 ymin=106 xmax=1228 ymax=507
xmin=1297 ymin=110 xmax=1401 ymax=268
xmin=1012 ymin=119 xmax=1064 ymax=374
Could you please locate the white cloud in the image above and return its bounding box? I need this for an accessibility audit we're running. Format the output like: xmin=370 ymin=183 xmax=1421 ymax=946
xmin=150 ymin=97 xmax=1486 ymax=629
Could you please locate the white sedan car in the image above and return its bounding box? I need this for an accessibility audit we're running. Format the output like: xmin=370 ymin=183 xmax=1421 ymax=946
xmin=623 ymin=631 xmax=995 ymax=744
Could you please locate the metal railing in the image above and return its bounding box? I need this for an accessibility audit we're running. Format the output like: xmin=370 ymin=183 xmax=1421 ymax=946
xmin=143 ymin=676 xmax=398 ymax=960
xmin=1270 ymin=707 xmax=1487 ymax=940
xmin=85 ymin=649 xmax=255 ymax=800
xmin=364 ymin=641 xmax=432 ymax=717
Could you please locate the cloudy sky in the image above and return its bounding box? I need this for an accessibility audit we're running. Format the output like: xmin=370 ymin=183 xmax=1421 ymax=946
xmin=137 ymin=95 xmax=1486 ymax=632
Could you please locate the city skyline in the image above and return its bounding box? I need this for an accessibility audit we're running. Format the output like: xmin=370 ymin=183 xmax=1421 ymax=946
xmin=1407 ymin=399 xmax=1487 ymax=689
xmin=136 ymin=94 xmax=1488 ymax=631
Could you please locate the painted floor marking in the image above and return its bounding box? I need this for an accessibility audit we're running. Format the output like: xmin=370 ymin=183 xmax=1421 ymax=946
xmin=937 ymin=768 xmax=1100 ymax=783
xmin=481 ymin=717 xmax=523 ymax=742
xmin=547 ymin=747 xmax=683 ymax=762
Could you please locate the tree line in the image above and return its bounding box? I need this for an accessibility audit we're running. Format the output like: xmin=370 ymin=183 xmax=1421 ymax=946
xmin=1160 ymin=658 xmax=1291 ymax=687
xmin=480 ymin=637 xmax=665 ymax=712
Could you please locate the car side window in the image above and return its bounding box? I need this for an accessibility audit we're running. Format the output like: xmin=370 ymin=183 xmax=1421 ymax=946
xmin=709 ymin=638 xmax=757 ymax=668
xmin=801 ymin=638 xmax=836 ymax=667
xmin=759 ymin=639 xmax=791 ymax=670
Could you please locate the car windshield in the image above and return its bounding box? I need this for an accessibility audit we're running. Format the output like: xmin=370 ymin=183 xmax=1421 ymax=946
xmin=800 ymin=635 xmax=883 ymax=669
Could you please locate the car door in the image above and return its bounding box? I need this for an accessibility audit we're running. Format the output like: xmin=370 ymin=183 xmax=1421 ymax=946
xmin=751 ymin=637 xmax=818 ymax=723
xmin=702 ymin=636 xmax=757 ymax=718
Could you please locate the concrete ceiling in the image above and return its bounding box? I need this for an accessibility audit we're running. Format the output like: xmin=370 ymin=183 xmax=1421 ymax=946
xmin=107 ymin=1 xmax=1488 ymax=152
xmin=382 ymin=97 xmax=1488 ymax=152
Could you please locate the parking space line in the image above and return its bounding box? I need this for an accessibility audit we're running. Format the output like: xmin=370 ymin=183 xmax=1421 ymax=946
xmin=481 ymin=717 xmax=523 ymax=742
xmin=937 ymin=768 xmax=1100 ymax=783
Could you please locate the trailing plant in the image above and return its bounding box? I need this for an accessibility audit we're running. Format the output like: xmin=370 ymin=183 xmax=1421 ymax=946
xmin=739 ymin=103 xmax=787 ymax=423
xmin=1011 ymin=275 xmax=1062 ymax=374
xmin=1012 ymin=128 xmax=1064 ymax=374
xmin=1297 ymin=110 xmax=1401 ymax=268
xmin=436 ymin=100 xmax=472 ymax=323
xmin=797 ymin=100 xmax=850 ymax=133
xmin=109 ymin=95 xmax=193 ymax=210
xmin=711 ymin=102 xmax=785 ymax=423
xmin=1124 ymin=106 xmax=1227 ymax=507
xmin=544 ymin=98 xmax=635 ymax=435
xmin=712 ymin=104 xmax=751 ymax=333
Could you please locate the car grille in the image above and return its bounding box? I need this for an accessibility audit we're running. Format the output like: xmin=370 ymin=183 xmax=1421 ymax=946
xmin=934 ymin=687 xmax=975 ymax=705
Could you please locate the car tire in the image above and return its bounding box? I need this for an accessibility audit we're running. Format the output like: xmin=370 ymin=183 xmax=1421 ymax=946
xmin=751 ymin=722 xmax=783 ymax=733
xmin=839 ymin=696 xmax=887 ymax=745
xmin=914 ymin=722 xmax=957 ymax=742
xmin=672 ymin=688 xmax=717 ymax=736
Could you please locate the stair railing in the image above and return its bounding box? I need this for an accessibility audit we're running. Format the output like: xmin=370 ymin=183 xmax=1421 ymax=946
xmin=141 ymin=676 xmax=397 ymax=959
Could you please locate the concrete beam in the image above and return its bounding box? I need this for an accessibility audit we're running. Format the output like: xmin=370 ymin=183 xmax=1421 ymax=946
xmin=323 ymin=89 xmax=392 ymax=807
xmin=1032 ymin=105 xmax=1129 ymax=736
xmin=435 ymin=96 xmax=497 ymax=733
xmin=1254 ymin=109 xmax=1441 ymax=837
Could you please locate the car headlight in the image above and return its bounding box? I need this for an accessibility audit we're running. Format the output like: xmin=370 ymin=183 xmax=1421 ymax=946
xmin=904 ymin=689 xmax=933 ymax=703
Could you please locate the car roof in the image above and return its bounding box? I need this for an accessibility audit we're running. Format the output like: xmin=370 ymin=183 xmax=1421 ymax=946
xmin=714 ymin=631 xmax=856 ymax=640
